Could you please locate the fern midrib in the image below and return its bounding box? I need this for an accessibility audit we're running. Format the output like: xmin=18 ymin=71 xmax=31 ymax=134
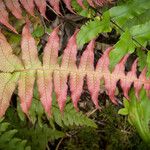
xmin=11 ymin=66 xmax=149 ymax=85
xmin=42 ymin=70 xmax=49 ymax=104
xmin=24 ymin=72 xmax=28 ymax=108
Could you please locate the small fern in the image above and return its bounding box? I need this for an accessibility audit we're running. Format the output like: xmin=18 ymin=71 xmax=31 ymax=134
xmin=51 ymin=94 xmax=97 ymax=128
xmin=18 ymin=124 xmax=65 ymax=150
xmin=0 ymin=119 xmax=30 ymax=150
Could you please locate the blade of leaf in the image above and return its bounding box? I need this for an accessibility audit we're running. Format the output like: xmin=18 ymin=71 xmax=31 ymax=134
xmin=109 ymin=30 xmax=135 ymax=70
xmin=48 ymin=0 xmax=61 ymax=15
xmin=120 ymin=59 xmax=137 ymax=99
xmin=19 ymin=21 xmax=41 ymax=114
xmin=0 ymin=1 xmax=17 ymax=33
xmin=0 ymin=31 xmax=23 ymax=72
xmin=37 ymin=70 xmax=53 ymax=116
xmin=77 ymin=11 xmax=111 ymax=47
xmin=37 ymin=27 xmax=60 ymax=116
xmin=54 ymin=31 xmax=78 ymax=112
xmin=4 ymin=0 xmax=23 ymax=19
xmin=43 ymin=27 xmax=59 ymax=68
xmin=18 ymin=71 xmax=35 ymax=114
xmin=21 ymin=20 xmax=41 ymax=69
xmin=20 ymin=0 xmax=35 ymax=16
xmin=81 ymin=40 xmax=100 ymax=108
xmin=34 ymin=0 xmax=47 ymax=19
xmin=0 ymin=73 xmax=20 ymax=117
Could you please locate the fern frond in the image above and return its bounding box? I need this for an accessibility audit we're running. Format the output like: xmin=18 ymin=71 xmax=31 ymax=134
xmin=18 ymin=124 xmax=64 ymax=150
xmin=49 ymin=94 xmax=97 ymax=128
xmin=0 ymin=120 xmax=30 ymax=150
xmin=76 ymin=0 xmax=112 ymax=8
xmin=94 ymin=0 xmax=112 ymax=6
xmin=110 ymin=21 xmax=150 ymax=69
xmin=77 ymin=11 xmax=111 ymax=47
xmin=52 ymin=100 xmax=97 ymax=128
xmin=86 ymin=0 xmax=94 ymax=7
xmin=0 ymin=22 xmax=150 ymax=117
xmin=18 ymin=71 xmax=36 ymax=114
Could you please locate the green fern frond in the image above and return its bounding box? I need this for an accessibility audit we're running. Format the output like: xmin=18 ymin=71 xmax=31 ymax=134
xmin=17 ymin=87 xmax=97 ymax=128
xmin=0 ymin=120 xmax=31 ymax=150
xmin=18 ymin=124 xmax=64 ymax=150
xmin=52 ymin=100 xmax=97 ymax=128
xmin=77 ymin=11 xmax=111 ymax=47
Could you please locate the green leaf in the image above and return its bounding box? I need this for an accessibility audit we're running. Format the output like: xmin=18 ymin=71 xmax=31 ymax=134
xmin=77 ymin=11 xmax=111 ymax=47
xmin=110 ymin=21 xmax=150 ymax=70
xmin=109 ymin=30 xmax=135 ymax=69
xmin=51 ymin=93 xmax=97 ymax=128
xmin=147 ymin=51 xmax=150 ymax=69
xmin=109 ymin=5 xmax=130 ymax=26
xmin=118 ymin=108 xmax=128 ymax=115
xmin=147 ymin=51 xmax=150 ymax=76
xmin=127 ymin=89 xmax=150 ymax=143
xmin=118 ymin=99 xmax=129 ymax=115
xmin=122 ymin=9 xmax=150 ymax=29
xmin=19 ymin=124 xmax=64 ymax=150
xmin=32 ymin=25 xmax=44 ymax=38
xmin=0 ymin=129 xmax=17 ymax=142
xmin=130 ymin=21 xmax=150 ymax=46
xmin=123 ymin=98 xmax=129 ymax=109
xmin=17 ymin=98 xmax=26 ymax=122
xmin=0 ymin=122 xmax=9 ymax=133
xmin=109 ymin=0 xmax=150 ymax=27
xmin=137 ymin=48 xmax=147 ymax=71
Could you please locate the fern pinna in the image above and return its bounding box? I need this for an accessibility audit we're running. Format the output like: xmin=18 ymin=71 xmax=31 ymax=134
xmin=0 ymin=0 xmax=112 ymax=33
xmin=0 ymin=21 xmax=149 ymax=117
